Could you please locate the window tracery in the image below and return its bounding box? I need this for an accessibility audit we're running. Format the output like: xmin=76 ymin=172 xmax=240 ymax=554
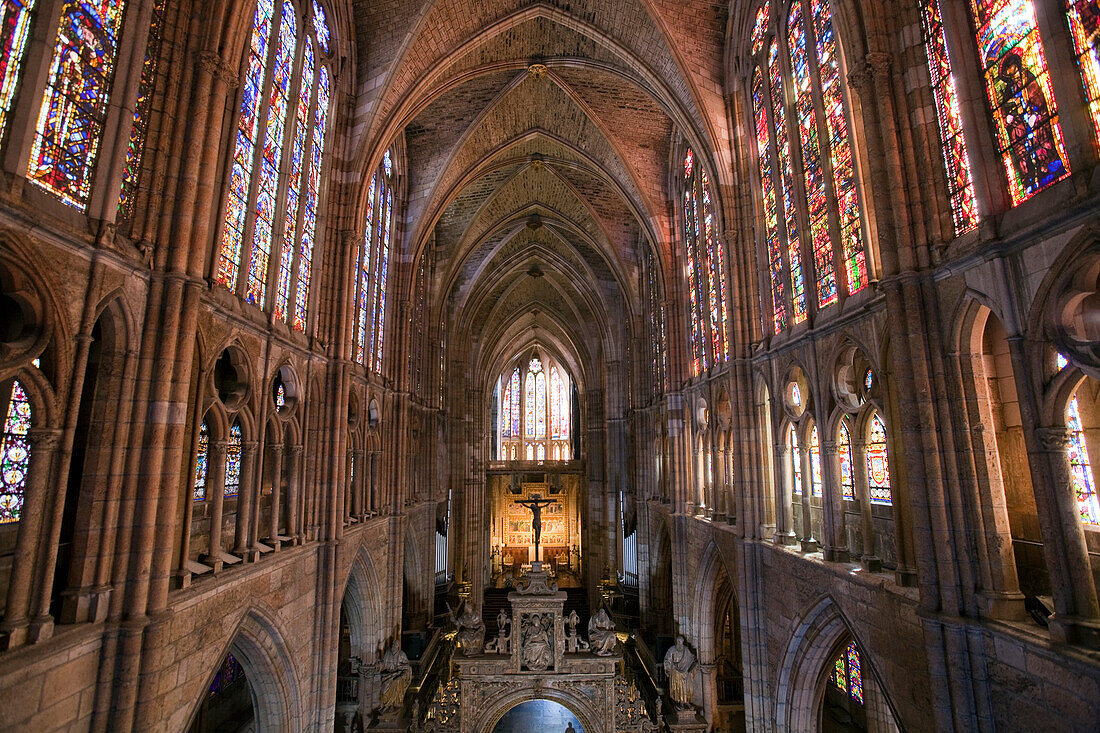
xmin=354 ymin=150 xmax=394 ymax=371
xmin=831 ymin=641 xmax=863 ymax=704
xmin=681 ymin=148 xmax=730 ymax=375
xmin=498 ymin=354 xmax=571 ymax=460
xmin=216 ymin=0 xmax=332 ymax=331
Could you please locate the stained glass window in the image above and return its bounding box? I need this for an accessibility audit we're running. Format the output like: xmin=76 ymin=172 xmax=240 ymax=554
xmin=275 ymin=383 xmax=286 ymax=411
xmin=218 ymin=0 xmax=331 ymax=329
xmin=1057 ymin=352 xmax=1069 ymax=370
xmin=789 ymin=2 xmax=837 ymax=308
xmin=751 ymin=2 xmax=769 ymax=55
xmin=537 ymin=443 xmax=545 ymax=461
xmin=118 ymin=0 xmax=167 ymax=220
xmin=525 ymin=370 xmax=535 ymax=439
xmin=354 ymin=150 xmax=394 ymax=371
xmin=509 ymin=368 xmax=521 ymax=437
xmin=645 ymin=250 xmax=669 ymax=393
xmin=838 ymin=419 xmax=854 ymax=500
xmin=769 ymin=39 xmax=807 ymax=324
xmin=809 ymin=424 xmax=823 ymax=497
xmin=193 ymin=420 xmax=209 ymax=501
xmin=682 ymin=149 xmax=730 ymax=373
xmin=866 ymin=412 xmax=892 ymax=504
xmin=1067 ymin=393 xmax=1099 ymax=524
xmin=1068 ymin=0 xmax=1100 ymax=141
xmin=1 ymin=379 xmax=31 ymax=523
xmin=526 ymin=444 xmax=534 ymax=461
xmin=0 ymin=0 xmax=36 ymax=143
xmin=535 ymin=371 xmax=546 ymax=439
xmin=550 ymin=368 xmax=563 ymax=438
xmin=28 ymin=0 xmax=128 ymax=209
xmin=209 ymin=653 xmax=245 ymax=696
xmin=864 ymin=368 xmax=873 ymax=391
xmin=919 ymin=0 xmax=979 ymax=235
xmin=500 ymin=356 xmax=568 ymax=460
xmin=969 ymin=0 xmax=1069 ymax=205
xmin=830 ymin=642 xmax=863 ymax=704
xmin=753 ymin=67 xmax=787 ymax=332
xmin=224 ymin=422 xmax=242 ymax=498
xmin=790 ymin=424 xmax=803 ymax=496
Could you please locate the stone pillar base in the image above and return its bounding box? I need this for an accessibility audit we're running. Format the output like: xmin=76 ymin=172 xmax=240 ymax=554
xmin=1048 ymin=614 xmax=1100 ymax=649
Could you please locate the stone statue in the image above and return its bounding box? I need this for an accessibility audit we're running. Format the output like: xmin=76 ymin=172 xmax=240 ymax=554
xmin=662 ymin=635 xmax=696 ymax=709
xmin=515 ymin=493 xmax=558 ymax=560
xmin=485 ymin=607 xmax=512 ymax=654
xmin=446 ymin=601 xmax=485 ymax=655
xmin=522 ymin=612 xmax=554 ymax=670
xmin=588 ymin=606 xmax=618 ymax=656
xmin=378 ymin=639 xmax=412 ymax=714
xmin=564 ymin=609 xmax=589 ymax=653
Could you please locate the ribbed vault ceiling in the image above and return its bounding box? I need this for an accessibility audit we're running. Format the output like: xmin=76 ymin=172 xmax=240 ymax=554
xmin=347 ymin=0 xmax=731 ymax=383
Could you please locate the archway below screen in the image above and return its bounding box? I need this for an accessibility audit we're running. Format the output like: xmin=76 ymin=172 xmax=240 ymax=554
xmin=490 ymin=699 xmax=585 ymax=733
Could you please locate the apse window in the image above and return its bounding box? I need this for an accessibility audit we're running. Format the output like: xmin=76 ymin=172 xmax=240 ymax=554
xmin=496 ymin=350 xmax=572 ymax=461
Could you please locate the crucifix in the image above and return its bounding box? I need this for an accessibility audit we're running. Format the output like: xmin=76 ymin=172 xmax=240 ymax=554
xmin=514 ymin=493 xmax=558 ymax=561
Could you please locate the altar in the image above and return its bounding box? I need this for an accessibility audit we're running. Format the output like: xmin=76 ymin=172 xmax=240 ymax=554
xmin=488 ymin=473 xmax=584 ymax=586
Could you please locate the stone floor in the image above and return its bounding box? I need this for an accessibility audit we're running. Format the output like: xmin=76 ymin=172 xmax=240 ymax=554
xmin=491 ymin=699 xmax=585 ymax=733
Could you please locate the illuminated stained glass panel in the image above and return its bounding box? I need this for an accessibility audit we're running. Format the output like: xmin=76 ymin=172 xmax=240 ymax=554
xmin=751 ymin=2 xmax=769 ymax=55
xmin=245 ymin=2 xmax=297 ymax=307
xmin=355 ymin=175 xmax=376 ymax=365
xmin=535 ymin=371 xmax=546 ymax=439
xmin=1068 ymin=0 xmax=1100 ymax=141
xmin=969 ymin=0 xmax=1069 ymax=205
xmin=501 ymin=377 xmax=512 ymax=438
xmin=509 ymin=368 xmax=520 ymax=437
xmin=847 ymin=642 xmax=863 ymax=704
xmin=790 ymin=425 xmax=803 ymax=496
xmin=919 ymin=0 xmax=979 ymax=235
xmin=372 ymin=186 xmax=392 ymax=373
xmin=219 ymin=0 xmax=276 ymax=290
xmin=866 ymin=412 xmax=892 ymax=504
xmin=838 ymin=419 xmax=854 ymax=500
xmin=788 ymin=1 xmax=837 ymax=308
xmin=701 ymin=171 xmax=729 ymax=359
xmin=558 ymin=372 xmax=569 ymax=440
xmin=0 ymin=0 xmax=36 ymax=142
xmin=537 ymin=443 xmax=545 ymax=461
xmin=193 ymin=420 xmax=209 ymax=501
xmin=28 ymin=0 xmax=129 ymax=210
xmin=809 ymin=424 xmax=823 ymax=497
xmin=833 ymin=655 xmax=847 ymax=692
xmin=0 ymin=380 xmax=31 ymax=523
xmin=1067 ymin=394 xmax=1099 ymax=524
xmin=753 ymin=67 xmax=787 ymax=333
xmin=312 ymin=0 xmax=330 ymax=53
xmin=550 ymin=368 xmax=562 ymax=438
xmin=525 ymin=371 xmax=535 ymax=438
xmin=274 ymin=41 xmax=313 ymax=325
xmin=275 ymin=383 xmax=286 ymax=411
xmin=683 ymin=151 xmax=706 ymax=375
xmin=209 ymin=653 xmax=245 ymax=696
xmin=224 ymin=422 xmax=242 ymax=497
xmin=118 ymin=0 xmax=167 ymax=220
xmin=809 ymin=0 xmax=866 ymax=295
xmin=293 ymin=64 xmax=329 ymax=331
xmin=770 ymin=40 xmax=807 ymax=323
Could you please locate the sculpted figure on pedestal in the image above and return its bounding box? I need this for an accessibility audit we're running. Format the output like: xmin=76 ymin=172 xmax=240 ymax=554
xmin=378 ymin=639 xmax=412 ymax=714
xmin=447 ymin=601 xmax=486 ymax=655
xmin=588 ymin=607 xmax=618 ymax=656
xmin=662 ymin=635 xmax=697 ymax=709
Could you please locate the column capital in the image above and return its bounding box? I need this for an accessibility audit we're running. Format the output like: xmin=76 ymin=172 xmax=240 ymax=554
xmin=27 ymin=427 xmax=62 ymax=450
xmin=1035 ymin=426 xmax=1071 ymax=451
xmin=822 ymin=441 xmax=838 ymax=455
xmin=197 ymin=51 xmax=239 ymax=89
xmin=289 ymin=444 xmax=305 ymax=457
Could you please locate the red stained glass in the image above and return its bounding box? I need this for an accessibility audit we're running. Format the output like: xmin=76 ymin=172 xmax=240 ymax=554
xmin=28 ymin=0 xmax=128 ymax=210
xmin=809 ymin=424 xmax=823 ymax=497
xmin=193 ymin=420 xmax=208 ymax=501
xmin=1067 ymin=394 xmax=1099 ymax=524
xmin=0 ymin=379 xmax=31 ymax=523
xmin=866 ymin=412 xmax=892 ymax=504
xmin=355 ymin=176 xmax=376 ymax=365
xmin=118 ymin=0 xmax=167 ymax=220
xmin=274 ymin=42 xmax=313 ymax=325
xmin=769 ymin=40 xmax=807 ymax=323
xmin=0 ymin=1 xmax=36 ymax=142
xmin=790 ymin=424 xmax=803 ymax=496
xmin=753 ymin=67 xmax=787 ymax=333
xmin=1068 ymin=1 xmax=1100 ymax=141
xmin=838 ymin=419 xmax=854 ymax=500
xmin=969 ymin=0 xmax=1069 ymax=204
xmin=751 ymin=2 xmax=769 ymax=55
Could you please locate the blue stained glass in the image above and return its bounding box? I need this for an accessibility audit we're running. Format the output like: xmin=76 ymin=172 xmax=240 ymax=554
xmin=28 ymin=0 xmax=128 ymax=210
xmin=535 ymin=371 xmax=546 ymax=439
xmin=510 ymin=368 xmax=520 ymax=436
xmin=274 ymin=41 xmax=313 ymax=325
xmin=119 ymin=0 xmax=167 ymax=220
xmin=245 ymin=2 xmax=297 ymax=307
xmin=838 ymin=420 xmax=854 ymax=500
xmin=1068 ymin=394 xmax=1100 ymax=524
xmin=770 ymin=40 xmax=807 ymax=323
xmin=355 ymin=176 xmax=376 ymax=365
xmin=790 ymin=425 xmax=803 ymax=496
xmin=224 ymin=423 xmax=242 ymax=497
xmin=293 ymin=65 xmax=329 ymax=331
xmin=847 ymin=642 xmax=863 ymax=703
xmin=312 ymin=0 xmax=330 ymax=53
xmin=219 ymin=0 xmax=275 ymax=290
xmin=209 ymin=653 xmax=245 ymax=696
xmin=193 ymin=421 xmax=208 ymax=501
xmin=372 ymin=188 xmax=391 ymax=373
xmin=1 ymin=379 xmax=31 ymax=523
xmin=0 ymin=0 xmax=37 ymax=142
xmin=809 ymin=424 xmax=823 ymax=497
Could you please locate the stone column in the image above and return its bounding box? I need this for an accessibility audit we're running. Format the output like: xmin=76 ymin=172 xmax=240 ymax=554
xmin=821 ymin=440 xmax=849 ymax=562
xmin=0 ymin=428 xmax=60 ymax=648
xmin=1033 ymin=425 xmax=1100 ymax=645
xmin=286 ymin=445 xmax=303 ymax=543
xmin=852 ymin=440 xmax=881 ymax=572
xmin=201 ymin=440 xmax=236 ymax=572
xmin=234 ymin=441 xmax=259 ymax=558
xmin=774 ymin=441 xmax=795 ymax=545
xmin=267 ymin=444 xmax=284 ymax=546
xmin=799 ymin=439 xmax=817 ymax=553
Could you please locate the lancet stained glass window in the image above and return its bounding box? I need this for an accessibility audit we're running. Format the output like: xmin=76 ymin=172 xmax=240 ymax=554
xmin=770 ymin=39 xmax=807 ymax=325
xmin=217 ymin=0 xmax=331 ymax=329
xmin=1068 ymin=0 xmax=1100 ymax=141
xmin=193 ymin=420 xmax=209 ymax=501
xmin=535 ymin=368 xmax=546 ymax=439
xmin=753 ymin=67 xmax=787 ymax=332
xmin=1067 ymin=393 xmax=1099 ymax=524
xmin=1 ymin=379 xmax=31 ymax=523
xmin=919 ymin=0 xmax=979 ymax=235
xmin=838 ymin=419 xmax=854 ymax=500
xmin=969 ymin=0 xmax=1069 ymax=204
xmin=809 ymin=424 xmax=823 ymax=497
xmin=831 ymin=642 xmax=863 ymax=704
xmin=751 ymin=2 xmax=769 ymax=55
xmin=0 ymin=0 xmax=36 ymax=143
xmin=866 ymin=412 xmax=892 ymax=504
xmin=681 ymin=149 xmax=730 ymax=374
xmin=28 ymin=0 xmax=128 ymax=209
xmin=790 ymin=425 xmax=803 ymax=496
xmin=224 ymin=422 xmax=242 ymax=498
xmin=499 ymin=355 xmax=570 ymax=460
xmin=118 ymin=0 xmax=167 ymax=220
xmin=353 ymin=151 xmax=394 ymax=370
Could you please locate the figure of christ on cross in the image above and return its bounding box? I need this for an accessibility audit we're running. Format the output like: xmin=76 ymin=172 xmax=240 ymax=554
xmin=514 ymin=493 xmax=558 ymax=561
